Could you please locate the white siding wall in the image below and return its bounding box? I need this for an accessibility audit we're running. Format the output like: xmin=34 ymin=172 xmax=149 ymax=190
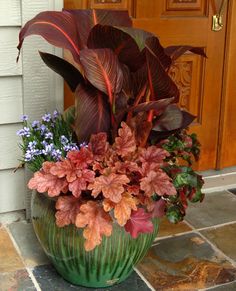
xmin=0 ymin=0 xmax=63 ymax=214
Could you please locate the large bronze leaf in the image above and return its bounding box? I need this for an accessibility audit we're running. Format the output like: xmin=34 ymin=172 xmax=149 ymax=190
xmin=39 ymin=52 xmax=84 ymax=92
xmin=17 ymin=11 xmax=82 ymax=63
xmin=65 ymin=9 xmax=132 ymax=48
xmin=79 ymin=48 xmax=123 ymax=106
xmin=146 ymin=45 xmax=180 ymax=101
xmin=87 ymin=24 xmax=141 ymax=72
xmin=74 ymin=84 xmax=111 ymax=143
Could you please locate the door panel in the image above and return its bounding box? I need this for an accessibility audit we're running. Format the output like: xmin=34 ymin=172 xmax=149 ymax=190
xmin=63 ymin=0 xmax=227 ymax=171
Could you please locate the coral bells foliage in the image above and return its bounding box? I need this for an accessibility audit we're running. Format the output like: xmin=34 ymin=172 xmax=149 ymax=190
xmin=28 ymin=122 xmax=177 ymax=251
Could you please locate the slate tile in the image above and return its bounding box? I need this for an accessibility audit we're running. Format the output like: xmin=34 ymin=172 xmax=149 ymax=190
xmin=137 ymin=232 xmax=236 ymax=291
xmin=158 ymin=218 xmax=193 ymax=238
xmin=201 ymin=223 xmax=236 ymax=261
xmin=0 ymin=269 xmax=36 ymax=291
xmin=0 ymin=227 xmax=24 ymax=272
xmin=185 ymin=191 xmax=236 ymax=228
xmin=8 ymin=221 xmax=49 ymax=267
xmin=33 ymin=264 xmax=151 ymax=291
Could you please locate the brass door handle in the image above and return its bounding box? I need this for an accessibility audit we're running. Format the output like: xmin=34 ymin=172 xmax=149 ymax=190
xmin=211 ymin=0 xmax=228 ymax=32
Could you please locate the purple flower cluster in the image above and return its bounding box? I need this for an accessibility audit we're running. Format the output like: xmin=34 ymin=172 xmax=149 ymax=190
xmin=17 ymin=127 xmax=31 ymax=137
xmin=17 ymin=112 xmax=81 ymax=166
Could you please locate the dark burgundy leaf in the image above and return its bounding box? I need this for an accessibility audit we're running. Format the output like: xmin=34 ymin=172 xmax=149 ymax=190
xmin=165 ymin=45 xmax=206 ymax=63
xmin=87 ymin=24 xmax=141 ymax=72
xmin=153 ymin=104 xmax=183 ymax=131
xmin=150 ymin=109 xmax=196 ymax=141
xmin=79 ymin=48 xmax=123 ymax=106
xmin=65 ymin=9 xmax=132 ymax=48
xmin=39 ymin=51 xmax=84 ymax=92
xmin=119 ymin=27 xmax=154 ymax=51
xmin=130 ymin=98 xmax=175 ymax=114
xmin=74 ymin=84 xmax=111 ymax=143
xmin=17 ymin=11 xmax=82 ymax=63
xmin=145 ymin=36 xmax=172 ymax=70
xmin=131 ymin=64 xmax=148 ymax=100
xmin=146 ymin=48 xmax=180 ymax=101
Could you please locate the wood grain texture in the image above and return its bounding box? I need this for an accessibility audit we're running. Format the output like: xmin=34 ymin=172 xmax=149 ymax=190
xmin=217 ymin=0 xmax=236 ymax=169
xmin=169 ymin=54 xmax=204 ymax=125
xmin=0 ymin=0 xmax=21 ymax=26
xmin=0 ymin=169 xmax=25 ymax=213
xmin=0 ymin=27 xmax=22 ymax=76
xmin=0 ymin=124 xmax=22 ymax=170
xmin=0 ymin=77 xmax=23 ymax=124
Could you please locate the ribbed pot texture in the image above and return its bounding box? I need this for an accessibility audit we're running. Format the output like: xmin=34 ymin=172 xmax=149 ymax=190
xmin=31 ymin=191 xmax=159 ymax=288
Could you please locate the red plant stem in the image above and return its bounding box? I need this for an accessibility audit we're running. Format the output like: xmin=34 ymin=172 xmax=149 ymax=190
xmin=147 ymin=110 xmax=154 ymax=122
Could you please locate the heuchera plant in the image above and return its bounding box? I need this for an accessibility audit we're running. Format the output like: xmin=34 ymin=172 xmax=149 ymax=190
xmin=17 ymin=9 xmax=205 ymax=251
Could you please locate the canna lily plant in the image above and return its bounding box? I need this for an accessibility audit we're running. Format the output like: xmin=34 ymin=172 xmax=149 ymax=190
xmin=17 ymin=9 xmax=204 ymax=251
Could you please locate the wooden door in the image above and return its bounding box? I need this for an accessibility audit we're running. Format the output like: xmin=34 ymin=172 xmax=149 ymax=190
xmin=64 ymin=0 xmax=227 ymax=171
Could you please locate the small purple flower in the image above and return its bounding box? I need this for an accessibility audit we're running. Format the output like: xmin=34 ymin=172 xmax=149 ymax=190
xmin=45 ymin=132 xmax=53 ymax=140
xmin=42 ymin=143 xmax=54 ymax=155
xmin=80 ymin=142 xmax=88 ymax=148
xmin=41 ymin=140 xmax=48 ymax=147
xmin=60 ymin=135 xmax=69 ymax=145
xmin=40 ymin=124 xmax=48 ymax=135
xmin=42 ymin=113 xmax=51 ymax=122
xmin=17 ymin=127 xmax=31 ymax=137
xmin=21 ymin=115 xmax=28 ymax=121
xmin=51 ymin=149 xmax=62 ymax=160
xmin=24 ymin=151 xmax=33 ymax=161
xmin=27 ymin=141 xmax=37 ymax=150
xmin=32 ymin=120 xmax=40 ymax=128
xmin=53 ymin=110 xmax=59 ymax=118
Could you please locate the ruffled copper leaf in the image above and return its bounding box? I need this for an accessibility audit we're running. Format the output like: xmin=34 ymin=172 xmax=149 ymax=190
xmin=146 ymin=46 xmax=180 ymax=101
xmin=74 ymin=84 xmax=111 ymax=143
xmin=165 ymin=45 xmax=206 ymax=63
xmin=128 ymin=113 xmax=152 ymax=147
xmin=17 ymin=11 xmax=82 ymax=63
xmin=79 ymin=48 xmax=123 ymax=106
xmin=87 ymin=24 xmax=142 ymax=72
xmin=130 ymin=97 xmax=175 ymax=114
xmin=39 ymin=52 xmax=84 ymax=92
xmin=145 ymin=36 xmax=172 ymax=71
xmin=65 ymin=9 xmax=132 ymax=48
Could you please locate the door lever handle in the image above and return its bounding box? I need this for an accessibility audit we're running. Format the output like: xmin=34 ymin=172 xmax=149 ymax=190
xmin=211 ymin=0 xmax=227 ymax=32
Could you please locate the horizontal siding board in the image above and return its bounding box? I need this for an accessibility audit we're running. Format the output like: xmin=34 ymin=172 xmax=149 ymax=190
xmin=0 ymin=124 xmax=22 ymax=170
xmin=0 ymin=77 xmax=23 ymax=124
xmin=0 ymin=0 xmax=21 ymax=26
xmin=0 ymin=27 xmax=22 ymax=76
xmin=0 ymin=169 xmax=25 ymax=213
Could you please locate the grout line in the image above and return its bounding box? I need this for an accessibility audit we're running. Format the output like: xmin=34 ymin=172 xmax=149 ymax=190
xmin=134 ymin=267 xmax=156 ymax=291
xmin=196 ymin=231 xmax=236 ymax=267
xmin=153 ymin=220 xmax=236 ymax=242
xmin=200 ymin=280 xmax=236 ymax=290
xmin=5 ymin=226 xmax=41 ymax=291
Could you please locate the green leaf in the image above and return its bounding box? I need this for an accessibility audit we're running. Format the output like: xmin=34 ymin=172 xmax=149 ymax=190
xmin=166 ymin=205 xmax=183 ymax=223
xmin=63 ymin=105 xmax=75 ymax=126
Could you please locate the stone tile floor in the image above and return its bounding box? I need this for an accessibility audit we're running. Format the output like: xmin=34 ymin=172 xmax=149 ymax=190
xmin=1 ymin=190 xmax=236 ymax=291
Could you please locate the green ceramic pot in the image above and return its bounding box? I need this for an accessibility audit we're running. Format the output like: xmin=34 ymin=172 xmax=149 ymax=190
xmin=31 ymin=191 xmax=159 ymax=288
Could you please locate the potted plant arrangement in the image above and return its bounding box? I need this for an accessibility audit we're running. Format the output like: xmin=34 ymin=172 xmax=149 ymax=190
xmin=16 ymin=9 xmax=205 ymax=288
